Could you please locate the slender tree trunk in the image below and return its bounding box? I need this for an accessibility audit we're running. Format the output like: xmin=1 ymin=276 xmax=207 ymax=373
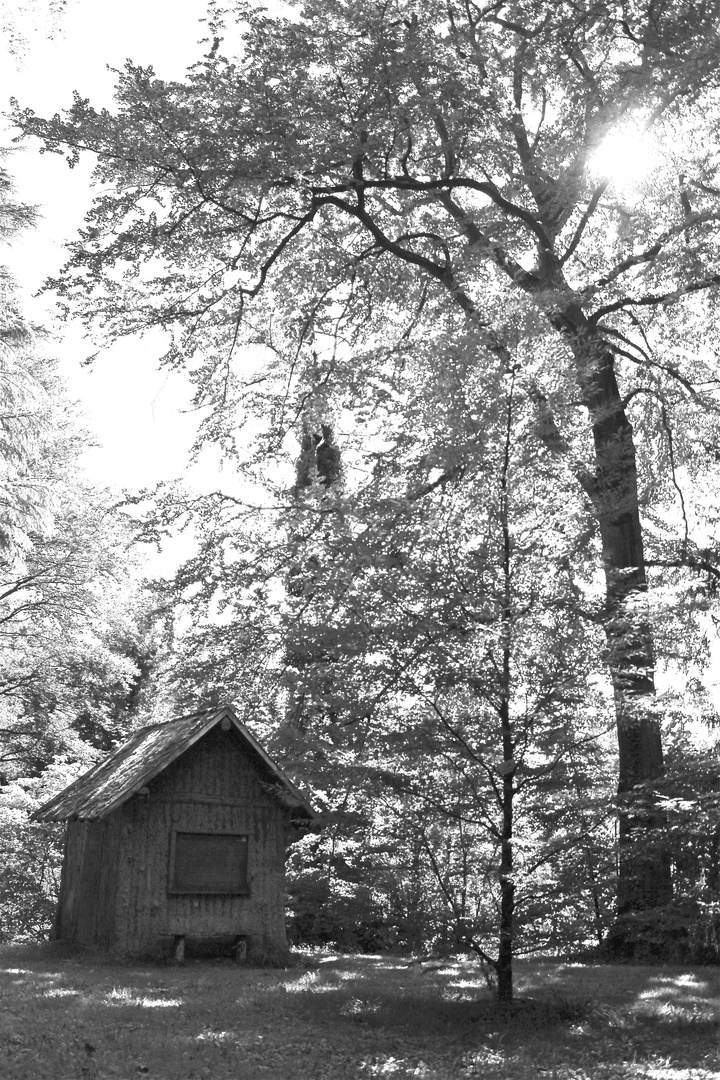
xmin=497 ymin=382 xmax=515 ymax=1004
xmin=557 ymin=304 xmax=673 ymax=930
xmin=497 ymin=766 xmax=514 ymax=1003
xmin=568 ymin=748 xmax=608 ymax=945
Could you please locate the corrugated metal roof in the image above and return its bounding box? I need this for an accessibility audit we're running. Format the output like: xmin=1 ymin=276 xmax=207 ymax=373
xmin=33 ymin=705 xmax=315 ymax=822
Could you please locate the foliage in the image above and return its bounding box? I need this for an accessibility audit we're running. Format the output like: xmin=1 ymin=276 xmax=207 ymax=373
xmin=0 ymin=148 xmax=171 ymax=942
xmin=0 ymin=519 xmax=168 ymax=939
xmin=10 ymin=0 xmax=720 ymax=969
xmin=0 ymin=145 xmax=167 ymax=773
xmin=156 ymin=363 xmax=623 ymax=997
xmin=0 ymin=763 xmax=84 ymax=942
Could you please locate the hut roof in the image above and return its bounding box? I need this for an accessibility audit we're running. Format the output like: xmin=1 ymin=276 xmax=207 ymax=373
xmin=34 ymin=705 xmax=315 ymax=823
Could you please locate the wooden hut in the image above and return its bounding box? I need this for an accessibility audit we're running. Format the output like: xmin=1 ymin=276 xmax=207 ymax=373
xmin=34 ymin=705 xmax=314 ymax=960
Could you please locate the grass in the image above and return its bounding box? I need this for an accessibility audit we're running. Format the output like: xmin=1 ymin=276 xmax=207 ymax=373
xmin=0 ymin=944 xmax=717 ymax=1079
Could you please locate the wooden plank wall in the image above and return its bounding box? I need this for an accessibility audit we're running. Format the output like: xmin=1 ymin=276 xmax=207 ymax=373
xmin=111 ymin=726 xmax=288 ymax=953
xmin=55 ymin=819 xmax=86 ymax=942
xmin=56 ymin=817 xmax=122 ymax=944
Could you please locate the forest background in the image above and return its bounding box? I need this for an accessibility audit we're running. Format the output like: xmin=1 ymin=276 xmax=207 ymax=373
xmin=1 ymin=0 xmax=719 ymax=1004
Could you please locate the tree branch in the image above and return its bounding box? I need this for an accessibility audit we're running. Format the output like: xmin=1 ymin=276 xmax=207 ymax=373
xmin=590 ymin=213 xmax=720 ymax=291
xmin=590 ymin=274 xmax=720 ymax=321
xmin=559 ymin=181 xmax=609 ymax=265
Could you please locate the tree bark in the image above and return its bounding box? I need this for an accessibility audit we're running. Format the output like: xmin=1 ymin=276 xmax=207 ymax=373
xmin=557 ymin=303 xmax=673 ymax=927
xmin=497 ymin=385 xmax=515 ymax=1004
xmin=435 ymin=174 xmax=675 ymax=926
xmin=497 ymin=768 xmax=514 ymax=1003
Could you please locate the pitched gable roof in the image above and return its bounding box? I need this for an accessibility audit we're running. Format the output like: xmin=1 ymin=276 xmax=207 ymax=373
xmin=34 ymin=705 xmax=315 ymax=823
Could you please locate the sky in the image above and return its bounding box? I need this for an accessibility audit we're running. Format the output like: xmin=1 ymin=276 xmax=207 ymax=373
xmin=0 ymin=0 xmax=217 ymax=490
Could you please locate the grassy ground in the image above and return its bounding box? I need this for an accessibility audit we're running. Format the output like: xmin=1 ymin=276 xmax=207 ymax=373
xmin=0 ymin=945 xmax=717 ymax=1079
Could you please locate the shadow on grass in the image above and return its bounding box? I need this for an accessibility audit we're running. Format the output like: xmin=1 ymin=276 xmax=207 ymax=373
xmin=275 ymin=955 xmax=719 ymax=1073
xmin=0 ymin=947 xmax=717 ymax=1079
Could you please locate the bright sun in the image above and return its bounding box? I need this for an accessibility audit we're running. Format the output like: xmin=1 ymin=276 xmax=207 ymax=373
xmin=590 ymin=127 xmax=658 ymax=192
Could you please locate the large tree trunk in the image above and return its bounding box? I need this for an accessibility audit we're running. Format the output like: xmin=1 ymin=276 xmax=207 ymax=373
xmin=441 ymin=190 xmax=674 ymax=934
xmin=558 ymin=304 xmax=673 ymax=932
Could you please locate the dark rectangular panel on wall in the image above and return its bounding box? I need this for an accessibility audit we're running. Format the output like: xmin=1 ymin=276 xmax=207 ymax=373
xmin=169 ymin=831 xmax=249 ymax=894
